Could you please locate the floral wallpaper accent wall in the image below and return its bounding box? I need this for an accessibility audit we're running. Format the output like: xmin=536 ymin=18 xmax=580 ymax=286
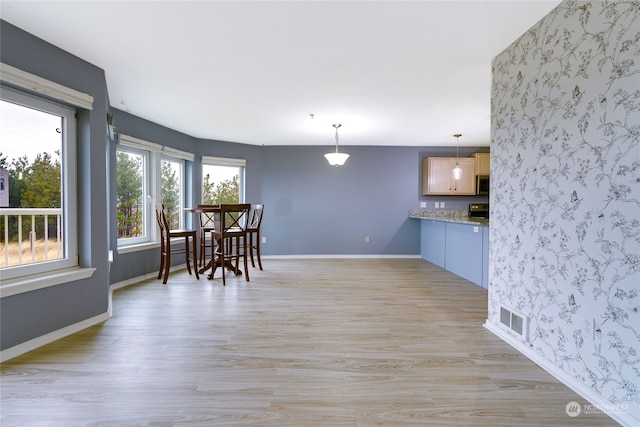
xmin=489 ymin=0 xmax=639 ymax=422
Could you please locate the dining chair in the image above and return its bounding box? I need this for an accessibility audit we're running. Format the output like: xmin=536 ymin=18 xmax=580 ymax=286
xmin=210 ymin=203 xmax=251 ymax=286
xmin=155 ymin=204 xmax=199 ymax=284
xmin=247 ymin=204 xmax=264 ymax=270
xmin=197 ymin=204 xmax=219 ymax=268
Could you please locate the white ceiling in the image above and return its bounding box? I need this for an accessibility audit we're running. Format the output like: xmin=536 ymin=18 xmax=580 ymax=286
xmin=1 ymin=1 xmax=561 ymax=147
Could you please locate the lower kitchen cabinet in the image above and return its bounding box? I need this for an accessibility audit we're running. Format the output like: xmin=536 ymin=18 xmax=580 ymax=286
xmin=419 ymin=219 xmax=488 ymax=288
xmin=445 ymin=223 xmax=484 ymax=286
xmin=420 ymin=220 xmax=445 ymax=268
xmin=482 ymin=226 xmax=489 ymax=288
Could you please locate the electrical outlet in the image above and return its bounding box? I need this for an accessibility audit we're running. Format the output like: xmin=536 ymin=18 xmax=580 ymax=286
xmin=420 ymin=202 xmax=426 ymax=208
xmin=262 ymin=236 xmax=267 ymax=244
xmin=365 ymin=236 xmax=370 ymax=243
xmin=434 ymin=202 xmax=439 ymax=208
xmin=441 ymin=201 xmax=445 ymax=209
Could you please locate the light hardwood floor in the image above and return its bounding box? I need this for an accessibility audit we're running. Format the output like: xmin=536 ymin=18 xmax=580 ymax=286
xmin=1 ymin=259 xmax=616 ymax=426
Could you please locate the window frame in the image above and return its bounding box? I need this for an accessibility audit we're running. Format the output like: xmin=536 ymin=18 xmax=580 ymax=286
xmin=160 ymin=155 xmax=185 ymax=230
xmin=201 ymin=156 xmax=246 ymax=204
xmin=116 ymin=134 xmax=193 ymax=252
xmin=0 ymin=86 xmax=79 ymax=281
xmin=115 ymin=144 xmax=151 ymax=247
xmin=0 ymin=62 xmax=96 ymax=297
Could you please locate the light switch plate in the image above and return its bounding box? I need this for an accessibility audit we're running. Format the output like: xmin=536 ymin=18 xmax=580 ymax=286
xmin=420 ymin=202 xmax=426 ymax=208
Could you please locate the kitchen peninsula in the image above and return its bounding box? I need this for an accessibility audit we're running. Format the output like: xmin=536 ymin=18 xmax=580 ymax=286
xmin=409 ymin=210 xmax=488 ymax=288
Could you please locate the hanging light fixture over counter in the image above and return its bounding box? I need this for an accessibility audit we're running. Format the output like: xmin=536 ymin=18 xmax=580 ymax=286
xmin=324 ymin=123 xmax=349 ymax=167
xmin=452 ymin=133 xmax=463 ymax=180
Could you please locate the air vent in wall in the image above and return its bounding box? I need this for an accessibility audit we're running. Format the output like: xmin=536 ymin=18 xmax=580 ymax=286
xmin=499 ymin=305 xmax=529 ymax=342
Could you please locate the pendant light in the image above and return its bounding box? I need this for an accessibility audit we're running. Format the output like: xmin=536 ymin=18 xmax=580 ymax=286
xmin=324 ymin=123 xmax=350 ymax=167
xmin=452 ymin=133 xmax=463 ymax=180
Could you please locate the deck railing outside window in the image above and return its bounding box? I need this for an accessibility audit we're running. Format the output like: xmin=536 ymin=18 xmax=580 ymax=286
xmin=0 ymin=208 xmax=63 ymax=268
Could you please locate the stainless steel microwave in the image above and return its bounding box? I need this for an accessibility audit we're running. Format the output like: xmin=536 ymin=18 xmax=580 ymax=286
xmin=476 ymin=175 xmax=489 ymax=196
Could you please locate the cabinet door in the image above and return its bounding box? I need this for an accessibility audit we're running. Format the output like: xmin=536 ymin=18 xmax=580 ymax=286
xmin=445 ymin=222 xmax=484 ymax=285
xmin=475 ymin=153 xmax=490 ymax=175
xmin=420 ymin=220 xmax=446 ymax=268
xmin=451 ymin=158 xmax=476 ymax=195
xmin=425 ymin=157 xmax=454 ymax=195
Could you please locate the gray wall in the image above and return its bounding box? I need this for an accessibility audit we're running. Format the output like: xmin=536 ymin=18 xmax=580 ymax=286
xmin=259 ymin=145 xmax=488 ymax=256
xmin=489 ymin=1 xmax=639 ymax=423
xmin=1 ymin=21 xmax=111 ymax=350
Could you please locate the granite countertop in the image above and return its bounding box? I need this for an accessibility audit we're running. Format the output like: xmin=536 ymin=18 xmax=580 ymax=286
xmin=408 ymin=210 xmax=489 ymax=226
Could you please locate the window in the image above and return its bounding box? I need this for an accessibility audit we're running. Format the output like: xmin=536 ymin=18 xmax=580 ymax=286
xmin=202 ymin=156 xmax=245 ymax=204
xmin=160 ymin=157 xmax=184 ymax=230
xmin=116 ymin=134 xmax=191 ymax=249
xmin=0 ymin=86 xmax=78 ymax=281
xmin=116 ymin=146 xmax=148 ymax=245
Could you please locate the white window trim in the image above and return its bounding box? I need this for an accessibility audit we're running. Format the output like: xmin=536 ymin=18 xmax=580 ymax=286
xmin=117 ymin=134 xmax=190 ymax=250
xmin=0 ymin=66 xmax=95 ymax=297
xmin=163 ymin=146 xmax=194 ymax=161
xmin=202 ymin=156 xmax=247 ymax=203
xmin=160 ymin=155 xmax=186 ymax=229
xmin=116 ymin=144 xmax=152 ymax=247
xmin=202 ymin=156 xmax=246 ymax=167
xmin=0 ymin=267 xmax=96 ymax=298
xmin=119 ymin=133 xmax=194 ymax=161
xmin=0 ymin=62 xmax=93 ymax=110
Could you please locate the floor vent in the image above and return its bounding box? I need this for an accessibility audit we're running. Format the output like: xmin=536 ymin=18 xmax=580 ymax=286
xmin=499 ymin=305 xmax=529 ymax=342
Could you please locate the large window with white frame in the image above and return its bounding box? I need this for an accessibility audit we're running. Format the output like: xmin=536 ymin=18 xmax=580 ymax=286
xmin=0 ymin=86 xmax=78 ymax=282
xmin=116 ymin=134 xmax=191 ymax=249
xmin=202 ymin=156 xmax=245 ymax=204
xmin=116 ymin=144 xmax=149 ymax=245
xmin=160 ymin=156 xmax=184 ymax=230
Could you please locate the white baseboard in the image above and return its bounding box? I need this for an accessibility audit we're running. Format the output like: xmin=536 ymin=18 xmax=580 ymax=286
xmin=110 ymin=264 xmax=187 ymax=291
xmin=262 ymin=254 xmax=421 ymax=259
xmin=484 ymin=320 xmax=637 ymax=427
xmin=0 ymin=311 xmax=111 ymax=363
xmin=1 ymin=265 xmax=191 ymax=362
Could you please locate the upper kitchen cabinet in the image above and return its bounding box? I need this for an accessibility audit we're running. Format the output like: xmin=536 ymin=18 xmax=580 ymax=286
xmin=422 ymin=157 xmax=476 ymax=195
xmin=472 ymin=153 xmax=490 ymax=175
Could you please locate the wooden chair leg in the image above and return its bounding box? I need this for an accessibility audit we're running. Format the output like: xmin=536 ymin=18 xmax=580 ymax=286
xmin=184 ymin=237 xmax=193 ymax=276
xmin=255 ymin=232 xmax=263 ymax=271
xmin=242 ymin=236 xmax=250 ymax=282
xmin=249 ymin=233 xmax=256 ymax=268
xmin=158 ymin=252 xmax=165 ymax=280
xmin=162 ymin=249 xmax=171 ymax=284
xmin=191 ymin=233 xmax=199 ymax=280
xmin=221 ymin=237 xmax=227 ymax=286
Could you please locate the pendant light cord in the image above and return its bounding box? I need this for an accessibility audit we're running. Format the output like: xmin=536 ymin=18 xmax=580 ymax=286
xmin=334 ymin=124 xmax=342 ymax=153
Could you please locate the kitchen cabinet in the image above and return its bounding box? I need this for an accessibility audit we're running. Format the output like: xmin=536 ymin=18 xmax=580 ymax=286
xmin=420 ymin=220 xmax=445 ymax=268
xmin=472 ymin=152 xmax=490 ymax=175
xmin=422 ymin=157 xmax=476 ymax=195
xmin=418 ymin=219 xmax=489 ymax=288
xmin=445 ymin=222 xmax=484 ymax=286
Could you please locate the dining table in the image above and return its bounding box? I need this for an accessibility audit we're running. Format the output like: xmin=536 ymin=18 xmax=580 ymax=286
xmin=184 ymin=206 xmax=242 ymax=280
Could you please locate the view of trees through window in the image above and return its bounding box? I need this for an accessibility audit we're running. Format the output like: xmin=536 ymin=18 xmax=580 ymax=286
xmin=0 ymin=99 xmax=64 ymax=268
xmin=116 ymin=150 xmax=183 ymax=241
xmin=116 ymin=150 xmax=144 ymax=239
xmin=161 ymin=159 xmax=181 ymax=229
xmin=202 ymin=164 xmax=240 ymax=204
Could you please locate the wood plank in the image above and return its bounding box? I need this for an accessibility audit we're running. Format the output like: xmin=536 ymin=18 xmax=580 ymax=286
xmin=0 ymin=259 xmax=615 ymax=426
